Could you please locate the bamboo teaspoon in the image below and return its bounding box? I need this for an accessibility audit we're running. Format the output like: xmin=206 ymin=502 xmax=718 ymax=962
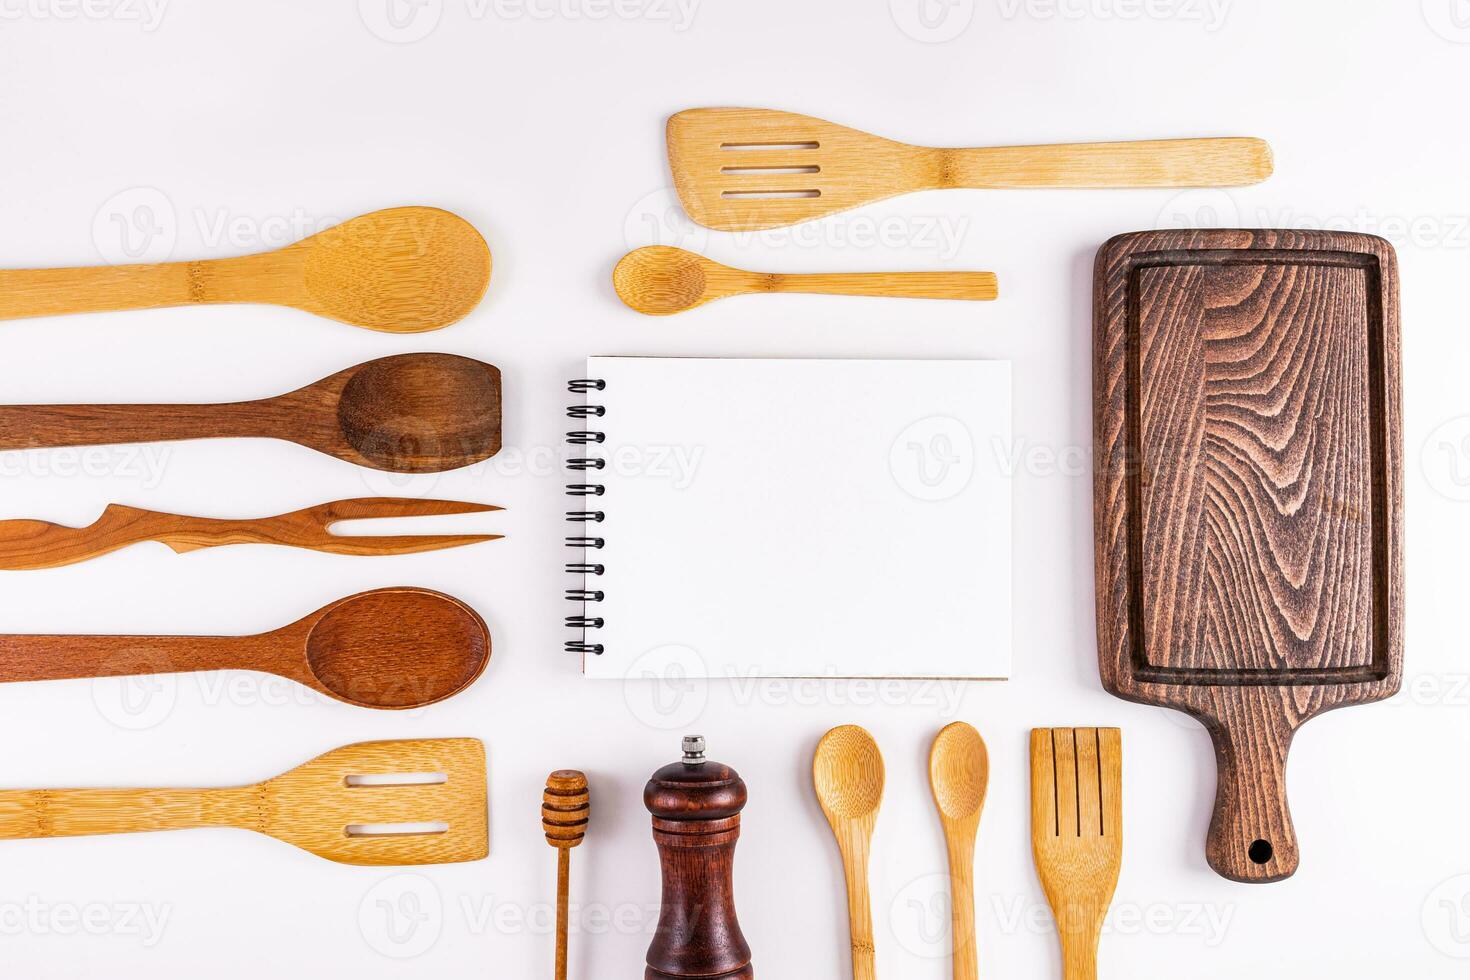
xmin=614 ymin=245 xmax=998 ymax=315
xmin=0 ymin=587 xmax=490 ymax=709
xmin=0 ymin=207 xmax=491 ymax=332
xmin=814 ymin=725 xmax=885 ymax=980
xmin=929 ymin=722 xmax=990 ymax=980
xmin=0 ymin=352 xmax=502 ymax=473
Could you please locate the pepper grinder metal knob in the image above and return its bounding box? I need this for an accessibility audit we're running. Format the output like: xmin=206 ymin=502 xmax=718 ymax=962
xmin=644 ymin=735 xmax=753 ymax=980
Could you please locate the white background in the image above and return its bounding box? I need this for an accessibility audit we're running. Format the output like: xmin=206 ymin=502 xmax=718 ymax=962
xmin=0 ymin=1 xmax=1466 ymax=976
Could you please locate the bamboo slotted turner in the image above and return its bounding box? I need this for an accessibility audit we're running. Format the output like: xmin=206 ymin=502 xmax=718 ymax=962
xmin=1030 ymin=728 xmax=1122 ymax=980
xmin=0 ymin=497 xmax=501 ymax=570
xmin=0 ymin=738 xmax=488 ymax=865
xmin=668 ymin=108 xmax=1273 ymax=231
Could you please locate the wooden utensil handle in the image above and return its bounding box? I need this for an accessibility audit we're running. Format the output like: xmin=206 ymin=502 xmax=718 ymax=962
xmin=943 ymin=137 xmax=1271 ymax=188
xmin=768 ymin=271 xmax=997 ymax=301
xmin=0 ymin=253 xmax=287 ymax=322
xmin=555 ymin=847 xmax=570 ymax=980
xmin=0 ymin=633 xmax=254 ymax=683
xmin=843 ymin=840 xmax=877 ymax=980
xmin=1205 ymin=720 xmax=1299 ymax=882
xmin=1058 ymin=923 xmax=1101 ymax=980
xmin=0 ymin=786 xmax=253 ymax=839
xmin=944 ymin=836 xmax=977 ymax=980
xmin=0 ymin=401 xmax=266 ymax=451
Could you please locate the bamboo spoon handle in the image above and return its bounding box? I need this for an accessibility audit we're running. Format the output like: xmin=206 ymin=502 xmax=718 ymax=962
xmin=0 ymin=786 xmax=255 ymax=839
xmin=840 ymin=832 xmax=877 ymax=980
xmin=0 ymin=400 xmax=268 ymax=451
xmin=0 ymin=251 xmax=296 ymax=321
xmin=0 ymin=632 xmax=273 ymax=683
xmin=942 ymin=137 xmax=1271 ymax=188
xmin=944 ymin=832 xmax=978 ymax=980
xmin=766 ymin=271 xmax=997 ymax=301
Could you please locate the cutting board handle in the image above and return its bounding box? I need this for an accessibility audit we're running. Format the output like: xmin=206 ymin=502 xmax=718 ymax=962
xmin=1204 ymin=719 xmax=1299 ymax=883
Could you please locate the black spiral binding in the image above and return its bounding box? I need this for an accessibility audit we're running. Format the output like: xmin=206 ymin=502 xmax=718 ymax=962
xmin=567 ymin=379 xmax=607 ymax=656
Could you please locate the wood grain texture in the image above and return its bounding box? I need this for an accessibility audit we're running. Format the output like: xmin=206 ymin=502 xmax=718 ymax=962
xmin=645 ymin=754 xmax=752 ymax=980
xmin=1093 ymin=229 xmax=1403 ymax=882
xmin=543 ymin=770 xmax=589 ymax=980
xmin=1030 ymin=728 xmax=1122 ymax=980
xmin=0 ymin=207 xmax=491 ymax=332
xmin=929 ymin=723 xmax=989 ymax=980
xmin=0 ymin=497 xmax=501 ymax=569
xmin=613 ymin=245 xmax=997 ymax=315
xmin=668 ymin=107 xmax=1272 ymax=231
xmin=0 ymin=738 xmax=488 ymax=866
xmin=814 ymin=725 xmax=883 ymax=980
xmin=0 ymin=586 xmax=491 ymax=709
xmin=0 ymin=353 xmax=502 ymax=473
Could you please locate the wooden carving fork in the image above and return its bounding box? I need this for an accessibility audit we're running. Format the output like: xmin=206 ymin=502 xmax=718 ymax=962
xmin=0 ymin=497 xmax=501 ymax=569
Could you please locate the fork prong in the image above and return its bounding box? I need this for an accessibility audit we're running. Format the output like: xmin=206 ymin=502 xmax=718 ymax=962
xmin=316 ymin=497 xmax=503 ymax=524
xmin=1053 ymin=729 xmax=1079 ymax=838
xmin=1098 ymin=728 xmax=1122 ymax=838
xmin=1075 ymin=728 xmax=1102 ymax=838
xmin=1030 ymin=729 xmax=1057 ymax=837
xmin=310 ymin=533 xmax=503 ymax=557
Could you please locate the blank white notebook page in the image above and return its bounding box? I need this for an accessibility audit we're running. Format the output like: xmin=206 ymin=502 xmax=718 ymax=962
xmin=582 ymin=357 xmax=1011 ymax=679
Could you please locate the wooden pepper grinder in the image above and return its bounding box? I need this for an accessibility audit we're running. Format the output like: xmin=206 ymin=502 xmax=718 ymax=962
xmin=644 ymin=735 xmax=753 ymax=980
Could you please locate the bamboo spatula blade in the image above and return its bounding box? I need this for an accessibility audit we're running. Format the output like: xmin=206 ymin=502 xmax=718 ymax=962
xmin=668 ymin=107 xmax=1273 ymax=231
xmin=1031 ymin=728 xmax=1121 ymax=980
xmin=0 ymin=738 xmax=488 ymax=866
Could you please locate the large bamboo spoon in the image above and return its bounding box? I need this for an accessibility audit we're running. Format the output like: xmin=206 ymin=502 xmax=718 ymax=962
xmin=0 ymin=353 xmax=502 ymax=473
xmin=0 ymin=587 xmax=490 ymax=709
xmin=614 ymin=245 xmax=997 ymax=315
xmin=814 ymin=725 xmax=885 ymax=980
xmin=0 ymin=207 xmax=491 ymax=331
xmin=929 ymin=723 xmax=990 ymax=980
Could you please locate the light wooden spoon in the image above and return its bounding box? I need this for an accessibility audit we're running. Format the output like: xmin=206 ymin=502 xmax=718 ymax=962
xmin=614 ymin=245 xmax=997 ymax=315
xmin=929 ymin=722 xmax=990 ymax=980
xmin=0 ymin=206 xmax=490 ymax=331
xmin=814 ymin=725 xmax=885 ymax=980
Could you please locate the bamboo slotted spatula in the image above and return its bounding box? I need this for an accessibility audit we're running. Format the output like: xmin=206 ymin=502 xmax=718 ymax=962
xmin=0 ymin=497 xmax=501 ymax=570
xmin=0 ymin=206 xmax=490 ymax=331
xmin=1030 ymin=728 xmax=1122 ymax=980
xmin=0 ymin=738 xmax=488 ymax=865
xmin=668 ymin=108 xmax=1273 ymax=231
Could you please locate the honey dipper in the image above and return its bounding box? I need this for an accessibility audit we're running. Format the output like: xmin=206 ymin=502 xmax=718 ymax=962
xmin=543 ymin=770 xmax=589 ymax=980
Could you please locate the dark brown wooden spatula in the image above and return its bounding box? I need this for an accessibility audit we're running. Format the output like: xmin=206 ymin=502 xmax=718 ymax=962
xmin=0 ymin=353 xmax=501 ymax=473
xmin=0 ymin=586 xmax=491 ymax=709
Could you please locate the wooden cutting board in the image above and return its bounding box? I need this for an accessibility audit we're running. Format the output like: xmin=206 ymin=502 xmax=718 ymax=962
xmin=1093 ymin=229 xmax=1402 ymax=883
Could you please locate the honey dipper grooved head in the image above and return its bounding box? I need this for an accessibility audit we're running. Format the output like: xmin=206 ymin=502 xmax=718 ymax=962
xmin=543 ymin=770 xmax=589 ymax=849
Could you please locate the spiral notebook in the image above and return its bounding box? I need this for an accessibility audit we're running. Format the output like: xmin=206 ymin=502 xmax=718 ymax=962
xmin=566 ymin=357 xmax=1012 ymax=679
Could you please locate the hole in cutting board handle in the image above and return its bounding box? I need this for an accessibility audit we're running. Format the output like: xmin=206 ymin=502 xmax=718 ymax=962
xmin=1248 ymin=839 xmax=1274 ymax=865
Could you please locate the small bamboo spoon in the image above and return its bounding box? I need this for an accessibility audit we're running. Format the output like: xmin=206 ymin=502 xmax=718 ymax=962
xmin=0 ymin=586 xmax=490 ymax=709
xmin=613 ymin=245 xmax=997 ymax=315
xmin=929 ymin=723 xmax=990 ymax=980
xmin=0 ymin=352 xmax=502 ymax=473
xmin=543 ymin=770 xmax=589 ymax=980
xmin=814 ymin=725 xmax=885 ymax=980
xmin=0 ymin=207 xmax=491 ymax=331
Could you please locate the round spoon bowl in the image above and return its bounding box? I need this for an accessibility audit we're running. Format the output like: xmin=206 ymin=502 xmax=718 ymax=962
xmin=298 ymin=207 xmax=491 ymax=332
xmin=303 ymin=588 xmax=491 ymax=708
xmin=613 ymin=246 xmax=711 ymax=315
xmin=930 ymin=721 xmax=989 ymax=820
xmin=335 ymin=353 xmax=502 ymax=472
xmin=813 ymin=725 xmax=885 ymax=820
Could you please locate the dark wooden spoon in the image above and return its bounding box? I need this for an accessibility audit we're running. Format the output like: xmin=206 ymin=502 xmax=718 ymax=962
xmin=0 ymin=353 xmax=501 ymax=473
xmin=0 ymin=587 xmax=491 ymax=709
